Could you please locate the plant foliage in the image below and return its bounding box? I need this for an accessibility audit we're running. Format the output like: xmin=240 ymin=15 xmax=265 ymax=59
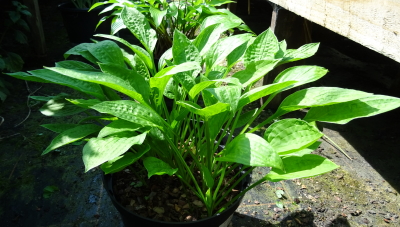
xmin=6 ymin=5 xmax=400 ymax=218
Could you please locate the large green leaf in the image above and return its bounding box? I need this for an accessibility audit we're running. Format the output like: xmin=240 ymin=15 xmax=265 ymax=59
xmin=55 ymin=60 xmax=95 ymax=70
xmin=205 ymin=34 xmax=253 ymax=71
xmin=149 ymin=7 xmax=167 ymax=28
xmin=46 ymin=67 xmax=147 ymax=104
xmin=41 ymin=124 xmax=78 ymax=133
xmin=172 ymin=30 xmax=201 ymax=64
xmin=238 ymin=81 xmax=296 ymax=109
xmin=189 ymin=77 xmax=241 ymax=99
xmin=14 ymin=69 xmax=106 ymax=100
xmin=234 ymin=109 xmax=258 ymax=129
xmin=63 ymin=43 xmax=98 ymax=64
xmin=273 ymin=66 xmax=328 ymax=90
xmin=243 ymin=28 xmax=279 ymax=66
xmin=200 ymin=13 xmax=242 ymax=33
xmin=232 ymin=59 xmax=280 ymax=87
xmin=275 ymin=87 xmax=372 ymax=117
xmin=83 ymin=132 xmax=147 ymax=172
xmin=193 ymin=23 xmax=223 ymax=56
xmin=282 ymin=141 xmax=322 ymax=157
xmin=176 ymin=101 xmax=230 ymax=119
xmin=100 ymin=146 xmax=150 ymax=174
xmin=121 ymin=6 xmax=157 ymax=53
xmin=216 ymin=133 xmax=283 ymax=169
xmin=264 ymin=119 xmax=323 ymax=155
xmin=40 ymin=94 xmax=87 ymax=116
xmin=90 ymin=100 xmax=166 ymax=130
xmin=99 ymin=62 xmax=150 ymax=101
xmin=304 ymin=95 xmax=400 ymax=124
xmin=150 ymin=62 xmax=202 ymax=106
xmin=95 ymin=34 xmax=154 ymax=74
xmin=143 ymin=157 xmax=178 ymax=178
xmin=88 ymin=40 xmax=125 ymax=67
xmin=265 ymin=154 xmax=339 ymax=182
xmin=204 ymin=85 xmax=241 ymax=111
xmin=42 ymin=124 xmax=101 ymax=155
xmin=98 ymin=119 xmax=143 ymax=138
xmin=6 ymin=71 xmax=49 ymax=83
xmin=278 ymin=43 xmax=320 ymax=65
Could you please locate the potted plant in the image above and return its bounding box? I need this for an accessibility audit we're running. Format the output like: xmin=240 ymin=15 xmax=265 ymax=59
xmin=91 ymin=0 xmax=253 ymax=57
xmin=58 ymin=0 xmax=111 ymax=43
xmin=6 ymin=6 xmax=400 ymax=226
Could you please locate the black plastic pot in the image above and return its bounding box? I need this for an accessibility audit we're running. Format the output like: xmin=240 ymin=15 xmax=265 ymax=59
xmin=102 ymin=172 xmax=250 ymax=227
xmin=58 ymin=2 xmax=111 ymax=43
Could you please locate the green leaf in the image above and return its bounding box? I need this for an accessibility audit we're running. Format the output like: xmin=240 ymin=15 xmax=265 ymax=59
xmin=121 ymin=6 xmax=157 ymax=53
xmin=232 ymin=59 xmax=280 ymax=87
xmin=4 ymin=52 xmax=24 ymax=72
xmin=243 ymin=28 xmax=279 ymax=66
xmin=201 ymin=166 xmax=214 ymax=188
xmin=42 ymin=124 xmax=102 ymax=155
xmin=101 ymin=146 xmax=150 ymax=174
xmin=276 ymin=87 xmax=372 ymax=116
xmin=265 ymin=154 xmax=339 ymax=182
xmin=98 ymin=119 xmax=143 ymax=138
xmin=43 ymin=185 xmax=59 ymax=199
xmin=235 ymin=109 xmax=258 ymax=129
xmin=273 ymin=66 xmax=328 ymax=91
xmin=172 ymin=30 xmax=201 ymax=64
xmin=40 ymin=94 xmax=87 ymax=116
xmin=216 ymin=133 xmax=283 ymax=169
xmin=14 ymin=29 xmax=27 ymax=44
xmin=275 ymin=189 xmax=285 ymax=199
xmin=282 ymin=141 xmax=322 ymax=157
xmin=279 ymin=43 xmax=320 ymax=65
xmin=176 ymin=101 xmax=230 ymax=119
xmin=55 ymin=60 xmax=96 ymax=70
xmin=46 ymin=67 xmax=147 ymax=104
xmin=193 ymin=23 xmax=223 ymax=56
xmin=88 ymin=40 xmax=125 ymax=67
xmin=205 ymin=34 xmax=253 ymax=71
xmin=189 ymin=77 xmax=241 ymax=99
xmin=264 ymin=119 xmax=323 ymax=155
xmin=200 ymin=13 xmax=242 ymax=33
xmin=99 ymin=62 xmax=150 ymax=101
xmin=276 ymin=200 xmax=284 ymax=209
xmin=143 ymin=157 xmax=178 ymax=178
xmin=0 ymin=58 xmax=5 ymax=71
xmin=83 ymin=132 xmax=147 ymax=172
xmin=64 ymin=43 xmax=98 ymax=64
xmin=204 ymin=85 xmax=241 ymax=111
xmin=28 ymin=69 xmax=106 ymax=100
xmin=90 ymin=100 xmax=166 ymax=130
xmin=150 ymin=62 xmax=202 ymax=106
xmin=304 ymin=95 xmax=400 ymax=124
xmin=41 ymin=123 xmax=78 ymax=133
xmin=149 ymin=7 xmax=167 ymax=28
xmin=227 ymin=41 xmax=248 ymax=67
xmin=8 ymin=11 xmax=20 ymax=23
xmin=238 ymin=81 xmax=296 ymax=109
xmin=95 ymin=34 xmax=155 ymax=75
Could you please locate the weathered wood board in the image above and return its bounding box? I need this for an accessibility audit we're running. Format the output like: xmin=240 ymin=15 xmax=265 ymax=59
xmin=268 ymin=0 xmax=400 ymax=63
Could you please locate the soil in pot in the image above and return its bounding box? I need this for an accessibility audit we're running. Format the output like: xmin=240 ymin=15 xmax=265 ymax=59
xmin=105 ymin=163 xmax=249 ymax=226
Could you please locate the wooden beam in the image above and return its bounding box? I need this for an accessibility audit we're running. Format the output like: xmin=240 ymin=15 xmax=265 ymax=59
xmin=268 ymin=0 xmax=400 ymax=63
xmin=23 ymin=0 xmax=46 ymax=56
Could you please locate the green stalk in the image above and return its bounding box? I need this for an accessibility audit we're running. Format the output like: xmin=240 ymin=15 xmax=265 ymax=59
xmin=214 ymin=167 xmax=254 ymax=209
xmin=240 ymin=93 xmax=277 ymax=134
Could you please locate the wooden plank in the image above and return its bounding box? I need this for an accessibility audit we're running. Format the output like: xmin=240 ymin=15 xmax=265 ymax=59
xmin=23 ymin=0 xmax=46 ymax=56
xmin=267 ymin=0 xmax=400 ymax=63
